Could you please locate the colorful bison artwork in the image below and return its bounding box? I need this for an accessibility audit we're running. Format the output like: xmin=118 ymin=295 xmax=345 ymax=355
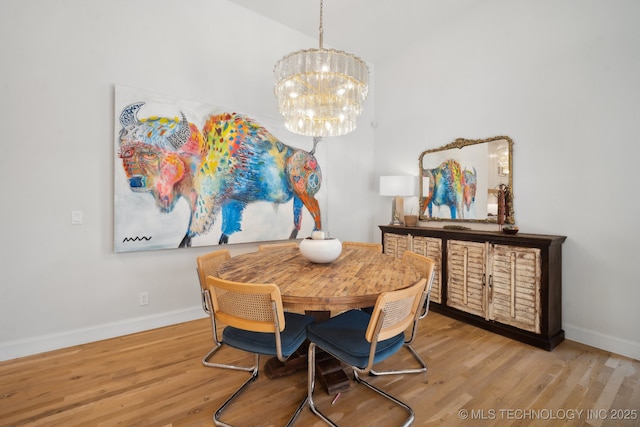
xmin=117 ymin=101 xmax=322 ymax=249
xmin=421 ymin=159 xmax=476 ymax=219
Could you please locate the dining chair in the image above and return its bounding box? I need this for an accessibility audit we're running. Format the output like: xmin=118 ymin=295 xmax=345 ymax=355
xmin=258 ymin=241 xmax=298 ymax=251
xmin=341 ymin=241 xmax=383 ymax=252
xmin=369 ymin=252 xmax=436 ymax=376
xmin=402 ymin=251 xmax=436 ymax=320
xmin=205 ymin=276 xmax=314 ymax=427
xmin=196 ymin=249 xmax=231 ymax=367
xmin=300 ymin=278 xmax=428 ymax=427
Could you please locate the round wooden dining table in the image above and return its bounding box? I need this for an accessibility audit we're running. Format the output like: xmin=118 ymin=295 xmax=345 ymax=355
xmin=217 ymin=245 xmax=421 ymax=312
xmin=217 ymin=244 xmax=422 ymax=392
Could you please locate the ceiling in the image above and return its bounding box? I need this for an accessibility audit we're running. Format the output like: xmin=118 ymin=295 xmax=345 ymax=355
xmin=228 ymin=0 xmax=482 ymax=63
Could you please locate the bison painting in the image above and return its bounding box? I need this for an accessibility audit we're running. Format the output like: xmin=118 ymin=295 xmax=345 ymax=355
xmin=421 ymin=159 xmax=476 ymax=219
xmin=117 ymin=101 xmax=322 ymax=249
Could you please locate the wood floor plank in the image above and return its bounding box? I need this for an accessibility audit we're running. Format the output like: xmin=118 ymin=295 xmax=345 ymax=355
xmin=0 ymin=313 xmax=638 ymax=426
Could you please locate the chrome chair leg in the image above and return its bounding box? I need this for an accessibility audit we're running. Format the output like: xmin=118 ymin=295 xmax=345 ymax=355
xmin=203 ymin=341 xmax=257 ymax=371
xmin=353 ymin=369 xmax=415 ymax=427
xmin=306 ymin=342 xmax=415 ymax=427
xmin=285 ymin=395 xmax=309 ymax=427
xmin=202 ymin=345 xmax=219 ymax=366
xmin=213 ymin=354 xmax=260 ymax=427
xmin=306 ymin=343 xmax=339 ymax=427
xmin=213 ymin=351 xmax=310 ymax=427
xmin=369 ymin=344 xmax=427 ymax=376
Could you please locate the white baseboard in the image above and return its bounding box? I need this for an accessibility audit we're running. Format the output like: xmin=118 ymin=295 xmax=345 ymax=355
xmin=4 ymin=314 xmax=638 ymax=363
xmin=564 ymin=323 xmax=640 ymax=361
xmin=0 ymin=306 xmax=206 ymax=362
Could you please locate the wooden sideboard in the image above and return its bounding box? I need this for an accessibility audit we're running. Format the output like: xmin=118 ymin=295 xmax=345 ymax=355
xmin=380 ymin=225 xmax=567 ymax=350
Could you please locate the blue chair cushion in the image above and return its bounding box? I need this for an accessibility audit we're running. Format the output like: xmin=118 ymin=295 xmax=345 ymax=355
xmin=306 ymin=309 xmax=405 ymax=369
xmin=223 ymin=312 xmax=314 ymax=358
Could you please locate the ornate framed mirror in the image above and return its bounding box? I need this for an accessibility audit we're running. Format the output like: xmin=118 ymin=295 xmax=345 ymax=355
xmin=419 ymin=136 xmax=514 ymax=224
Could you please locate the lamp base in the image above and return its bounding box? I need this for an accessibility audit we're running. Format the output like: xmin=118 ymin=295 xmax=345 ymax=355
xmin=389 ymin=196 xmax=405 ymax=226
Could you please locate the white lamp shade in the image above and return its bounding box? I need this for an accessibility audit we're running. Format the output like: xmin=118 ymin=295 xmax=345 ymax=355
xmin=379 ymin=175 xmax=416 ymax=196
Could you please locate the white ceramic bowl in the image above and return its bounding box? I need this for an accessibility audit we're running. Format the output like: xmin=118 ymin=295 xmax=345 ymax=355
xmin=299 ymin=238 xmax=342 ymax=263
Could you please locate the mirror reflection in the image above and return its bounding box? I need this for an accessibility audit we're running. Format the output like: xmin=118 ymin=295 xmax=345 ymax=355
xmin=419 ymin=136 xmax=514 ymax=224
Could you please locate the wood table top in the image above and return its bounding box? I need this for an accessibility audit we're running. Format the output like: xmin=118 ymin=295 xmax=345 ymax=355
xmin=217 ymin=246 xmax=421 ymax=311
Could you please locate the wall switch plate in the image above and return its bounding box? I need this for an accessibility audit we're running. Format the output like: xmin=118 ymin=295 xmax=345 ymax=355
xmin=138 ymin=292 xmax=149 ymax=306
xmin=71 ymin=210 xmax=83 ymax=225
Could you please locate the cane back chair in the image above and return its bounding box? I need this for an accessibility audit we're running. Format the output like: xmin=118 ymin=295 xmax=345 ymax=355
xmin=205 ymin=276 xmax=314 ymax=427
xmin=300 ymin=278 xmax=428 ymax=427
xmin=341 ymin=241 xmax=383 ymax=252
xmin=196 ymin=249 xmax=231 ymax=366
xmin=258 ymin=241 xmax=298 ymax=251
xmin=369 ymin=251 xmax=435 ymax=376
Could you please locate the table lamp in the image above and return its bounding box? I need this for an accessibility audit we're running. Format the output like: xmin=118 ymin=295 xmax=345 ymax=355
xmin=379 ymin=175 xmax=416 ymax=225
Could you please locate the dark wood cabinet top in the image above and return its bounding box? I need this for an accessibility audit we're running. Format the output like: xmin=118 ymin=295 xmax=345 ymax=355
xmin=379 ymin=225 xmax=566 ymax=247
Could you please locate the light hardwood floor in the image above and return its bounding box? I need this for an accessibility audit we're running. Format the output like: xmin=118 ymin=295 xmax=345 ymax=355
xmin=1 ymin=312 xmax=638 ymax=427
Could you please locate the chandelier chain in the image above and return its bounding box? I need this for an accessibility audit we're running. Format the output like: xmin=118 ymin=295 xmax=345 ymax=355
xmin=319 ymin=0 xmax=324 ymax=48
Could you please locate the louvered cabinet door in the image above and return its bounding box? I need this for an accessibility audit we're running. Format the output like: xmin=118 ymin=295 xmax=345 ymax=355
xmin=383 ymin=233 xmax=410 ymax=258
xmin=412 ymin=236 xmax=443 ymax=303
xmin=489 ymin=244 xmax=542 ymax=333
xmin=447 ymin=240 xmax=487 ymax=318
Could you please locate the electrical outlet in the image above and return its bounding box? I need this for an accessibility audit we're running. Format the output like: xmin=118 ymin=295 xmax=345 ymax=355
xmin=71 ymin=210 xmax=83 ymax=225
xmin=139 ymin=292 xmax=149 ymax=306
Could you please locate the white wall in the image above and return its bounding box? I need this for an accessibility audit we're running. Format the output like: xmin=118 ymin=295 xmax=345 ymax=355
xmin=0 ymin=0 xmax=375 ymax=361
xmin=1 ymin=0 xmax=638 ymax=362
xmin=374 ymin=0 xmax=640 ymax=360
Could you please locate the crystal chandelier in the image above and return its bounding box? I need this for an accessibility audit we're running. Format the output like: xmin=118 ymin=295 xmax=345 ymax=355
xmin=273 ymin=0 xmax=369 ymax=137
